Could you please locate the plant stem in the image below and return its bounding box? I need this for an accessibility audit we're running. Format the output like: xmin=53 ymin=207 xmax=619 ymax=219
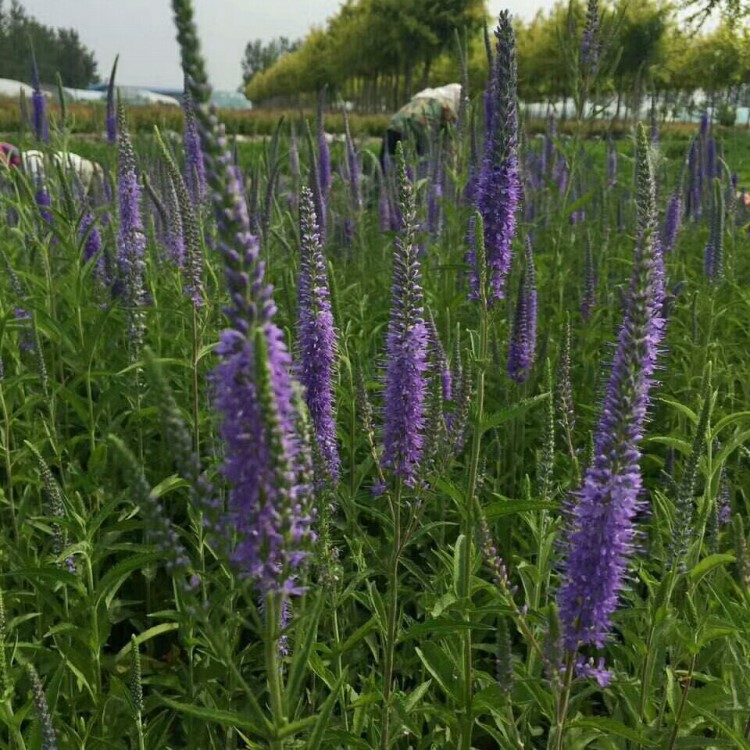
xmin=666 ymin=654 xmax=697 ymax=750
xmin=380 ymin=481 xmax=402 ymax=750
xmin=552 ymin=651 xmax=576 ymax=750
xmin=265 ymin=592 xmax=286 ymax=750
xmin=459 ymin=299 xmax=489 ymax=750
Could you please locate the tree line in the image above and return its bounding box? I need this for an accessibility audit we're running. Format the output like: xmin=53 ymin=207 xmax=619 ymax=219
xmin=245 ymin=0 xmax=750 ymax=120
xmin=0 ymin=0 xmax=98 ymax=90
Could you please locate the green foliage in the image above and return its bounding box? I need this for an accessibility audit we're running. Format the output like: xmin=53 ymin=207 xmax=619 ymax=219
xmin=0 ymin=0 xmax=98 ymax=87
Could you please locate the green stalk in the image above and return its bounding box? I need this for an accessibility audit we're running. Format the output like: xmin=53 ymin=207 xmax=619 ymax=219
xmin=265 ymin=592 xmax=287 ymax=750
xmin=459 ymin=295 xmax=489 ymax=750
xmin=666 ymin=654 xmax=697 ymax=750
xmin=551 ymin=651 xmax=576 ymax=750
xmin=380 ymin=481 xmax=402 ymax=750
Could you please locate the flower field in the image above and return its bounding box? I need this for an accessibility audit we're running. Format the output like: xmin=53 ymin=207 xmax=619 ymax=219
xmin=0 ymin=1 xmax=749 ymax=748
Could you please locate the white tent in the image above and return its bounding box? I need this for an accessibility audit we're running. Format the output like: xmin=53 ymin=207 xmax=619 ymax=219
xmin=0 ymin=78 xmax=35 ymax=99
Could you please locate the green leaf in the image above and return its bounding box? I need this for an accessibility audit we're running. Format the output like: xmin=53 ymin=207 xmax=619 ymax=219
xmin=480 ymin=393 xmax=550 ymax=435
xmin=570 ymin=718 xmax=657 ymax=746
xmin=306 ymin=673 xmax=345 ymax=750
xmin=285 ymin=593 xmax=325 ymax=708
xmin=415 ymin=643 xmax=462 ymax=702
xmin=689 ymin=554 xmax=735 ymax=584
xmin=655 ymin=397 xmax=698 ymax=424
xmin=453 ymin=534 xmax=467 ymax=598
xmin=157 ymin=694 xmax=270 ymax=738
xmin=115 ymin=623 xmax=181 ymax=661
xmin=485 ymin=500 xmax=556 ymax=520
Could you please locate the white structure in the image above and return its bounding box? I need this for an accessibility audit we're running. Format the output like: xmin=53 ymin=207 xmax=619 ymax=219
xmin=21 ymin=149 xmax=104 ymax=192
xmin=0 ymin=77 xmax=35 ymax=99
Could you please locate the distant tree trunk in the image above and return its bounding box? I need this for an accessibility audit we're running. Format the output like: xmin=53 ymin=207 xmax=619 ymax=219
xmin=420 ymin=58 xmax=432 ymax=90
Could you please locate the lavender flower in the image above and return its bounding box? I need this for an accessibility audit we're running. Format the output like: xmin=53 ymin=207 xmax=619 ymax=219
xmin=344 ymin=113 xmax=360 ymax=212
xmin=686 ymin=138 xmax=700 ymax=222
xmin=183 ymin=85 xmax=206 ymax=204
xmin=297 ymin=187 xmax=339 ymax=482
xmin=581 ymin=0 xmax=600 ymax=79
xmin=427 ymin=313 xmax=452 ymax=402
xmin=290 ymin=122 xmax=299 ymax=178
xmin=382 ymin=144 xmax=428 ymax=486
xmin=106 ymin=56 xmax=119 ymax=145
xmin=155 ymin=129 xmax=204 ymax=306
xmin=662 ymin=188 xmax=682 ymax=253
xmin=116 ymin=106 xmax=147 ymax=350
xmin=317 ymin=92 xmax=331 ymax=196
xmin=557 ymin=124 xmax=666 ymax=652
xmin=507 ymin=238 xmax=537 ymax=383
xmin=704 ymin=178 xmax=725 ymax=281
xmin=581 ymin=237 xmax=596 ymax=320
xmin=30 ymin=55 xmax=49 ymax=144
xmin=27 ymin=665 xmax=57 ymax=750
xmin=172 ymin=0 xmax=314 ymax=594
xmin=80 ymin=211 xmax=102 ymax=266
xmin=35 ymin=187 xmax=53 ymax=228
xmin=469 ymin=11 xmax=521 ymax=302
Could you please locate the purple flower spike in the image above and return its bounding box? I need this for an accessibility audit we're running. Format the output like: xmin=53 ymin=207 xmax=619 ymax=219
xmin=470 ymin=11 xmax=521 ymax=303
xmin=172 ymin=12 xmax=316 ymax=594
xmin=581 ymin=0 xmax=600 ymax=79
xmin=30 ymin=55 xmax=49 ymax=144
xmin=581 ymin=237 xmax=596 ymax=320
xmin=116 ymin=106 xmax=147 ymax=349
xmin=35 ymin=188 xmax=53 ymax=227
xmin=183 ymin=84 xmax=206 ymax=204
xmin=507 ymin=237 xmax=537 ymax=383
xmin=383 ymin=145 xmax=428 ymax=487
xmin=662 ymin=189 xmax=682 ymax=253
xmin=106 ymin=56 xmax=119 ymax=145
xmin=297 ymin=187 xmax=340 ymax=482
xmin=317 ymin=93 xmax=331 ymax=196
xmin=557 ymin=124 xmax=666 ymax=653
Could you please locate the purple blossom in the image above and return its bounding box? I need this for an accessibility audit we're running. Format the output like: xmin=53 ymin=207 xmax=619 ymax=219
xmin=581 ymin=238 xmax=596 ymax=320
xmin=507 ymin=238 xmax=537 ymax=383
xmin=297 ymin=187 xmax=339 ymax=482
xmin=172 ymin=6 xmax=315 ymax=592
xmin=581 ymin=0 xmax=600 ymax=79
xmin=557 ymin=124 xmax=666 ymax=652
xmin=469 ymin=11 xmax=521 ymax=302
xmin=344 ymin=113 xmax=360 ymax=211
xmin=661 ymin=189 xmax=682 ymax=253
xmin=106 ymin=56 xmax=118 ymax=145
xmin=27 ymin=665 xmax=58 ymax=750
xmin=116 ymin=106 xmax=147 ymax=348
xmin=290 ymin=123 xmax=299 ymax=178
xmin=79 ymin=211 xmax=106 ymax=281
xmin=35 ymin=188 xmax=53 ymax=227
xmin=686 ymin=139 xmax=700 ymax=222
xmin=383 ymin=146 xmax=428 ymax=486
xmin=317 ymin=94 xmax=331 ymax=196
xmin=30 ymin=56 xmax=49 ymax=144
xmin=704 ymin=178 xmax=725 ymax=281
xmin=183 ymin=85 xmax=206 ymax=204
xmin=426 ymin=314 xmax=452 ymax=402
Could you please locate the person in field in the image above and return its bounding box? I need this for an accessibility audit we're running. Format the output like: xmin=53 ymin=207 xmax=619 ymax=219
xmin=0 ymin=142 xmax=21 ymax=169
xmin=380 ymin=83 xmax=462 ymax=169
xmin=20 ymin=149 xmax=104 ymax=193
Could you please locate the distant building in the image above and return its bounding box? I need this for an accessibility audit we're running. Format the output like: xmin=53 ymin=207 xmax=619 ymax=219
xmin=88 ymin=83 xmax=251 ymax=110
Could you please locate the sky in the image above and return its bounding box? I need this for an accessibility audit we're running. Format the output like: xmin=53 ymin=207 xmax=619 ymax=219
xmin=19 ymin=0 xmax=556 ymax=91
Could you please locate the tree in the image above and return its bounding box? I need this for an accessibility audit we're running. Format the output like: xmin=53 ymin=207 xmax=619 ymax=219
xmin=241 ymin=36 xmax=299 ymax=88
xmin=0 ymin=0 xmax=98 ymax=87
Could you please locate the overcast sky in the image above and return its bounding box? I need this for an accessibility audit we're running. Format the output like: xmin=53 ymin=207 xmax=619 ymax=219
xmin=19 ymin=0 xmax=556 ymax=90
